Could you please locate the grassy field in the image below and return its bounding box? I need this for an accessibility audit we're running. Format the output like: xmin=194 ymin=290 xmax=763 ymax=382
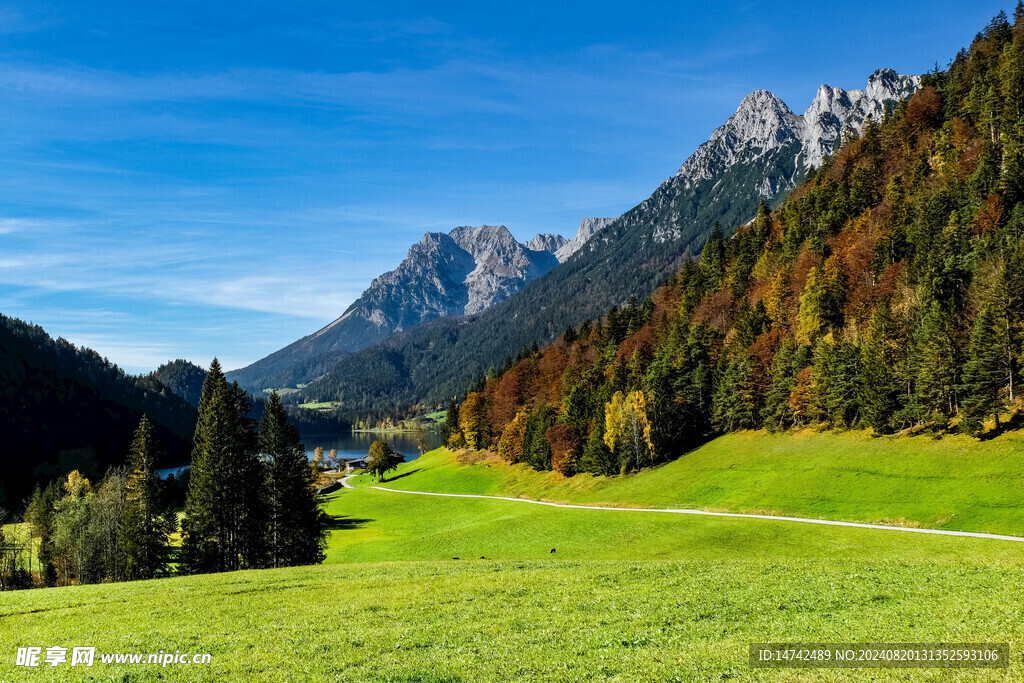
xmin=2 ymin=484 xmax=1024 ymax=681
xmin=297 ymin=401 xmax=340 ymax=410
xmin=323 ymin=485 xmax=1024 ymax=564
xmin=3 ymin=556 xmax=1024 ymax=682
xmin=350 ymin=430 xmax=1024 ymax=536
xmin=5 ymin=429 xmax=1024 ymax=681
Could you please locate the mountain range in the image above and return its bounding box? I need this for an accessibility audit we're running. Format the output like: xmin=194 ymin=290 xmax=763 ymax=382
xmin=229 ymin=223 xmax=596 ymax=390
xmin=227 ymin=68 xmax=920 ymax=416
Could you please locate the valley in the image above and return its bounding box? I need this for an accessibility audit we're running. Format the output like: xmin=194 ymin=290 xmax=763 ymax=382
xmin=5 ymin=431 xmax=1024 ymax=681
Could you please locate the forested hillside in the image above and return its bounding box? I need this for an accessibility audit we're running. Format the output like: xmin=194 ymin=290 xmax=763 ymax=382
xmin=0 ymin=314 xmax=196 ymax=505
xmin=152 ymin=358 xmax=350 ymax=436
xmin=445 ymin=9 xmax=1024 ymax=476
xmin=150 ymin=359 xmax=208 ymax=407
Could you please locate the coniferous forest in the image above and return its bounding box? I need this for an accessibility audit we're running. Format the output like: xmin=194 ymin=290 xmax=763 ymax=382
xmin=446 ymin=9 xmax=1024 ymax=476
xmin=1 ymin=361 xmax=327 ymax=590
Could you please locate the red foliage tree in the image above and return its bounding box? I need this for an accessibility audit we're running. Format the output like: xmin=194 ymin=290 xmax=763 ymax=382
xmin=546 ymin=423 xmax=580 ymax=476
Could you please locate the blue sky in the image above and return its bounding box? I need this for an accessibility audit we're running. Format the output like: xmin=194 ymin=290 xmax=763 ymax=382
xmin=0 ymin=0 xmax=1011 ymax=373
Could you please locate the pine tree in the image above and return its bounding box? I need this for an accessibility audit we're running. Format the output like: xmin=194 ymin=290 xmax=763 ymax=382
xmin=701 ymin=222 xmax=726 ymax=291
xmin=260 ymin=393 xmax=326 ymax=567
xmin=914 ymin=303 xmax=960 ymax=425
xmin=24 ymin=483 xmax=58 ymax=586
xmin=442 ymin=400 xmax=462 ymax=448
xmin=711 ymin=352 xmax=757 ymax=432
xmin=181 ymin=360 xmax=266 ymax=573
xmin=181 ymin=360 xmax=224 ymax=573
xmin=523 ymin=407 xmax=555 ymax=470
xmin=810 ymin=337 xmax=860 ymax=427
xmin=960 ymin=305 xmax=1007 ymax=435
xmin=761 ymin=339 xmax=798 ymax=431
xmin=580 ymin=420 xmax=616 ymax=476
xmin=120 ymin=416 xmax=176 ymax=580
xmin=859 ymin=303 xmax=901 ymax=433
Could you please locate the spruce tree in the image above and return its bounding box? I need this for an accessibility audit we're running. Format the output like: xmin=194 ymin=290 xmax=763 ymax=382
xmin=180 ymin=360 xmax=224 ymax=573
xmin=580 ymin=420 xmax=616 ymax=476
xmin=120 ymin=415 xmax=176 ymax=580
xmin=859 ymin=304 xmax=901 ymax=433
xmin=260 ymin=393 xmax=325 ymax=567
xmin=701 ymin=222 xmax=726 ymax=292
xmin=24 ymin=483 xmax=58 ymax=586
xmin=913 ymin=303 xmax=960 ymax=425
xmin=761 ymin=339 xmax=798 ymax=431
xmin=711 ymin=352 xmax=757 ymax=433
xmin=442 ymin=400 xmax=461 ymax=447
xmin=181 ymin=360 xmax=266 ymax=573
xmin=960 ymin=305 xmax=1007 ymax=435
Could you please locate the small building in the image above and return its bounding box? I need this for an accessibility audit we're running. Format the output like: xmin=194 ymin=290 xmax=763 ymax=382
xmin=342 ymin=457 xmax=367 ymax=471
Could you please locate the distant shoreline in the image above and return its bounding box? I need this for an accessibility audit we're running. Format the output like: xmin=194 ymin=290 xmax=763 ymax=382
xmin=352 ymin=427 xmax=439 ymax=435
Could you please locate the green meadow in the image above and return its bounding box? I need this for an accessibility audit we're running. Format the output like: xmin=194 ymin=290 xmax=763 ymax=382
xmin=4 ymin=430 xmax=1024 ymax=681
xmin=350 ymin=430 xmax=1024 ymax=536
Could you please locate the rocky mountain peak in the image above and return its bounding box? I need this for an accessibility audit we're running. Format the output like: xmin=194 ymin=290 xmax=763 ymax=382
xmin=527 ymin=233 xmax=568 ymax=254
xmin=675 ymin=68 xmax=919 ymax=199
xmin=798 ymin=69 xmax=921 ymax=170
xmin=554 ymin=217 xmax=616 ymax=262
xmin=449 ymin=225 xmax=519 ymax=258
xmin=676 ymin=89 xmax=802 ymax=186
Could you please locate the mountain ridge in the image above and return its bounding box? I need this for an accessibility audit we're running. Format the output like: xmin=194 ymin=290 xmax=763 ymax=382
xmin=229 ymin=224 xmax=567 ymax=390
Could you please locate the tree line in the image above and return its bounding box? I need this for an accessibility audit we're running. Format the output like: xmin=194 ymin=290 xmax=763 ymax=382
xmin=1 ymin=360 xmax=328 ymax=589
xmin=444 ymin=8 xmax=1024 ymax=475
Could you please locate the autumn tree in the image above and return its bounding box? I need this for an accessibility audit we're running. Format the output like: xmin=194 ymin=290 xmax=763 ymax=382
xmin=546 ymin=423 xmax=581 ymax=476
xmin=603 ymin=391 xmax=654 ymax=472
xmin=497 ymin=409 xmax=528 ymax=464
xmin=458 ymin=392 xmax=488 ymax=450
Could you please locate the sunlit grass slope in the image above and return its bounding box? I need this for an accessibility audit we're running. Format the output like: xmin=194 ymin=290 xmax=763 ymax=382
xmin=350 ymin=430 xmax=1024 ymax=535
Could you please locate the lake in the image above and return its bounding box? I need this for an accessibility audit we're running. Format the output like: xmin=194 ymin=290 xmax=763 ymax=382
xmin=302 ymin=430 xmax=443 ymax=463
xmin=156 ymin=430 xmax=442 ymax=478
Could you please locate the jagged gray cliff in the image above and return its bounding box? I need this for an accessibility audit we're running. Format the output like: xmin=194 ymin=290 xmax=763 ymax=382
xmin=554 ymin=218 xmax=616 ymax=262
xmin=227 ymin=225 xmax=563 ymax=389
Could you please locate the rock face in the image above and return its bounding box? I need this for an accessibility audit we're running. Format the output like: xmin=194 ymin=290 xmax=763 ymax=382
xmin=227 ymin=225 xmax=563 ymax=389
xmin=526 ymin=233 xmax=568 ymax=254
xmin=603 ymin=68 xmax=920 ymax=255
xmin=302 ymin=224 xmax=564 ymax=339
xmin=676 ymin=68 xmax=920 ymax=202
xmin=554 ymin=218 xmax=616 ymax=262
xmin=798 ymin=69 xmax=920 ymax=171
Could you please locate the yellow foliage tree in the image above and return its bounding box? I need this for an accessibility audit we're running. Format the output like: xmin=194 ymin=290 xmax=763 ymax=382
xmin=603 ymin=391 xmax=655 ymax=472
xmin=63 ymin=470 xmax=92 ymax=497
xmin=459 ymin=392 xmax=487 ymax=450
xmin=765 ymin=267 xmax=791 ymax=327
xmin=497 ymin=409 xmax=528 ymax=463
